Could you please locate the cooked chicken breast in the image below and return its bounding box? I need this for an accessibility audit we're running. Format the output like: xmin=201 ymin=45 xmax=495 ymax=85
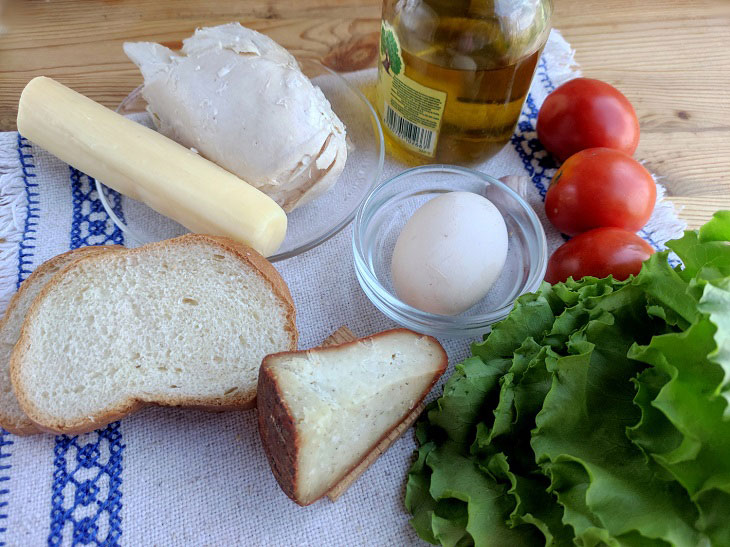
xmin=124 ymin=23 xmax=347 ymax=211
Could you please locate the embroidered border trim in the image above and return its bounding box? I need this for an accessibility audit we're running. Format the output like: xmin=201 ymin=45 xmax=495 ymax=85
xmin=48 ymin=168 xmax=125 ymax=547
xmin=0 ymin=429 xmax=13 ymax=547
xmin=0 ymin=134 xmax=39 ymax=545
xmin=16 ymin=135 xmax=39 ymax=289
xmin=49 ymin=424 xmax=124 ymax=547
xmin=69 ymin=168 xmax=125 ymax=248
xmin=510 ymin=58 xmax=560 ymax=200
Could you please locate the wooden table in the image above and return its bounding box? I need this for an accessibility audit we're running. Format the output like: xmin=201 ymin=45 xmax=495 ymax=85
xmin=1 ymin=0 xmax=728 ymax=228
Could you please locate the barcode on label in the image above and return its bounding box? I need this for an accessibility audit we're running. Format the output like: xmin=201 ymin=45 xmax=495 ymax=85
xmin=384 ymin=104 xmax=436 ymax=155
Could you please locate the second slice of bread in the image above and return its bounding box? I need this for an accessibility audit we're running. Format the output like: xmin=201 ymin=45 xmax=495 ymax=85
xmin=0 ymin=246 xmax=121 ymax=435
xmin=10 ymin=234 xmax=297 ymax=434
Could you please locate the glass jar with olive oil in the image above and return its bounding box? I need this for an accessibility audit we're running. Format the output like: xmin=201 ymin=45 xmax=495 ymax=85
xmin=377 ymin=0 xmax=552 ymax=164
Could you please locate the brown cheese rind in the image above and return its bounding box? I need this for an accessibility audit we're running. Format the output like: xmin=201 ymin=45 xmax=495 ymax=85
xmin=257 ymin=362 xmax=301 ymax=503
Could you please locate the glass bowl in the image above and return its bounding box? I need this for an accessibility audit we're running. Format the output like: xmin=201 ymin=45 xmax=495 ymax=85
xmin=353 ymin=165 xmax=548 ymax=338
xmin=96 ymin=59 xmax=384 ymax=261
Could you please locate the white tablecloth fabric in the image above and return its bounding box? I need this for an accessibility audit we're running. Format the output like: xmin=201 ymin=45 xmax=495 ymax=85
xmin=0 ymin=30 xmax=685 ymax=546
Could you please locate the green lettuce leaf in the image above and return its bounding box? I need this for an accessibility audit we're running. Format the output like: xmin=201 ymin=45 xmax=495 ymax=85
xmin=426 ymin=356 xmax=506 ymax=446
xmin=698 ymin=279 xmax=730 ymax=416
xmin=406 ymin=211 xmax=730 ymax=546
xmin=487 ymin=452 xmax=572 ymax=545
xmin=635 ymin=252 xmax=700 ymax=325
xmin=626 ymin=367 xmax=679 ymax=471
xmin=532 ymin=314 xmax=703 ymax=545
xmin=628 ymin=320 xmax=729 ymax=495
xmin=471 ymin=289 xmax=556 ymax=363
xmin=668 ymin=212 xmax=730 ymax=283
xmin=428 ymin=442 xmax=544 ymax=546
xmin=406 ymin=438 xmax=440 ymax=544
xmin=694 ymin=488 xmax=730 ymax=546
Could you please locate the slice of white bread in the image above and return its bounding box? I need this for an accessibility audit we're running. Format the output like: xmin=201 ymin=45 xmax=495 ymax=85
xmin=257 ymin=328 xmax=447 ymax=506
xmin=0 ymin=246 xmax=122 ymax=435
xmin=10 ymin=234 xmax=297 ymax=434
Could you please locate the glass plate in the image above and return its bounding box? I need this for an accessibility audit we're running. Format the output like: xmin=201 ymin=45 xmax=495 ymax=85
xmin=96 ymin=59 xmax=384 ymax=261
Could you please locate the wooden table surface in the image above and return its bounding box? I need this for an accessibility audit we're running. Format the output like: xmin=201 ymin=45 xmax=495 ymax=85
xmin=1 ymin=0 xmax=728 ymax=228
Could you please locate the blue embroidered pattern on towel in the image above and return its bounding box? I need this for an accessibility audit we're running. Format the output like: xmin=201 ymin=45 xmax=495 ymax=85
xmin=510 ymin=57 xmax=559 ymax=200
xmin=49 ymin=424 xmax=124 ymax=547
xmin=48 ymin=168 xmax=125 ymax=547
xmin=0 ymin=429 xmax=13 ymax=547
xmin=70 ymin=169 xmax=125 ymax=248
xmin=1 ymin=134 xmax=38 ymax=545
xmin=537 ymin=56 xmax=557 ymax=95
xmin=16 ymin=135 xmax=40 ymax=290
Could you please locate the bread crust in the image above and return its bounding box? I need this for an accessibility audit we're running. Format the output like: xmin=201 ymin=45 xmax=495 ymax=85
xmin=9 ymin=234 xmax=297 ymax=435
xmin=257 ymin=328 xmax=447 ymax=506
xmin=0 ymin=245 xmax=122 ymax=435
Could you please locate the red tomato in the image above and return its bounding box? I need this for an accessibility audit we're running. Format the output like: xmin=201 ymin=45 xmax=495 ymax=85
xmin=545 ymin=227 xmax=654 ymax=284
xmin=545 ymin=148 xmax=656 ymax=237
xmin=537 ymin=78 xmax=640 ymax=161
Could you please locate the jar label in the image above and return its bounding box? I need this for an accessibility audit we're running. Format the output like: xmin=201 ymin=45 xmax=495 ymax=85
xmin=377 ymin=21 xmax=447 ymax=158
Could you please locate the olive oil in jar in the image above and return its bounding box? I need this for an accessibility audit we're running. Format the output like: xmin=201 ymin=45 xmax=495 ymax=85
xmin=399 ymin=32 xmax=542 ymax=163
xmin=377 ymin=1 xmax=552 ymax=164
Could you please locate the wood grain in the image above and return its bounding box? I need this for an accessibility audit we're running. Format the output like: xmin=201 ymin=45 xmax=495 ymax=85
xmin=1 ymin=0 xmax=728 ymax=226
xmin=318 ymin=327 xmax=425 ymax=502
xmin=552 ymin=0 xmax=730 ymax=225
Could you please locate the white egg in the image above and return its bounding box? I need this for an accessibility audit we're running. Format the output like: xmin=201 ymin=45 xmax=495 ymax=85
xmin=390 ymin=191 xmax=508 ymax=316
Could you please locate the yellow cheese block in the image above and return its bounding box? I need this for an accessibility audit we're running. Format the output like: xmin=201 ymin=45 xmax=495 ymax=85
xmin=17 ymin=76 xmax=287 ymax=257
